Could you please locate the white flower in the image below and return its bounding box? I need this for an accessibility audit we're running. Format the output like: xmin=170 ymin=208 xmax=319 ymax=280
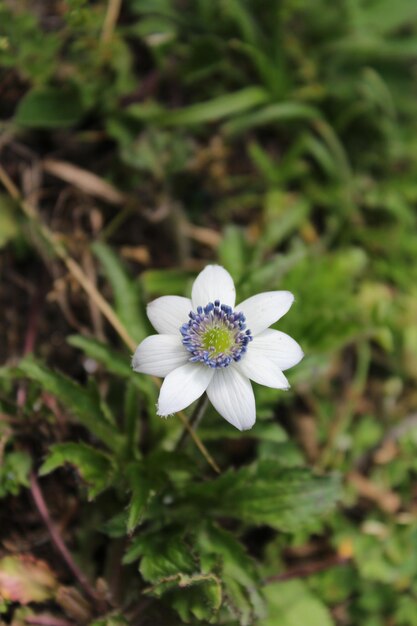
xmin=132 ymin=265 xmax=303 ymax=431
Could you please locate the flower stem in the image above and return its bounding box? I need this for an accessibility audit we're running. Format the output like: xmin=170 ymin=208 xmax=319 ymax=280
xmin=0 ymin=164 xmax=220 ymax=474
xmin=176 ymin=394 xmax=210 ymax=450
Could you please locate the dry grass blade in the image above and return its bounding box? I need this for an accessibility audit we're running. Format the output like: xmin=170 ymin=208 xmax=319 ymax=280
xmin=101 ymin=0 xmax=123 ymax=43
xmin=43 ymin=159 xmax=126 ymax=205
xmin=181 ymin=221 xmax=222 ymax=248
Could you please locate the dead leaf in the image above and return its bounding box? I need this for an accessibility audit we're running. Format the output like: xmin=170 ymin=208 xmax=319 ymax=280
xmin=348 ymin=471 xmax=401 ymax=513
xmin=0 ymin=555 xmax=58 ymax=604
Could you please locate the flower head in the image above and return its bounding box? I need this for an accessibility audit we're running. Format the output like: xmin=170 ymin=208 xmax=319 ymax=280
xmin=132 ymin=265 xmax=303 ymax=430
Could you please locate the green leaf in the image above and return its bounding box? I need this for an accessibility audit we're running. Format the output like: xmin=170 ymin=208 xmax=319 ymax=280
xmin=156 ymin=86 xmax=269 ymax=126
xmin=92 ymin=242 xmax=147 ymax=344
xmin=257 ymin=191 xmax=310 ymax=251
xmin=198 ymin=420 xmax=287 ymax=443
xmin=360 ymin=0 xmax=417 ymax=35
xmin=0 ymin=451 xmax=31 ymax=498
xmin=124 ymin=527 xmax=196 ymax=577
xmin=39 ymin=442 xmax=114 ymax=499
xmin=14 ymin=85 xmax=84 ymax=129
xmin=197 ymin=523 xmax=265 ymax=624
xmin=218 ymin=225 xmax=249 ymax=286
xmin=100 ymin=512 xmax=128 ymax=538
xmin=125 ymin=452 xmax=194 ymax=532
xmin=185 ymin=461 xmax=340 ymax=532
xmin=125 ymin=462 xmax=155 ymax=533
xmin=165 ymin=574 xmax=222 ymax=623
xmin=141 ymin=268 xmax=194 ymax=297
xmin=223 ymin=101 xmax=319 ymax=136
xmin=124 ymin=380 xmax=141 ymax=453
xmin=89 ymin=615 xmax=129 ymax=626
xmin=68 ymin=335 xmax=132 ymax=378
xmin=0 ymin=195 xmax=20 ymax=249
xmin=18 ymin=357 xmax=122 ymax=452
xmin=124 ymin=527 xmax=222 ymax=623
xmin=261 ymin=580 xmax=335 ymax=626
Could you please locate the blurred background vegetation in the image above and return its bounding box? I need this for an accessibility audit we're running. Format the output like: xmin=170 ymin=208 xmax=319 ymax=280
xmin=1 ymin=0 xmax=417 ymax=624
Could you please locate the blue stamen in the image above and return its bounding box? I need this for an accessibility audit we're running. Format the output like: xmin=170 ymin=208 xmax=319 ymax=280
xmin=178 ymin=300 xmax=252 ymax=369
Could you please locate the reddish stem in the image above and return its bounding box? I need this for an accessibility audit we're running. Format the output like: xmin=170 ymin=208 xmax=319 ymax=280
xmin=25 ymin=616 xmax=75 ymax=626
xmin=17 ymin=290 xmax=42 ymax=407
xmin=29 ymin=472 xmax=106 ymax=609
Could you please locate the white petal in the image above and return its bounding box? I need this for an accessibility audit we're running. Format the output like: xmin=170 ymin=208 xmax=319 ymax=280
xmin=250 ymin=329 xmax=304 ymax=371
xmin=237 ymin=291 xmax=294 ymax=336
xmin=235 ymin=351 xmax=290 ymax=389
xmin=206 ymin=367 xmax=256 ymax=431
xmin=191 ymin=265 xmax=236 ymax=309
xmin=132 ymin=335 xmax=189 ymax=377
xmin=157 ymin=363 xmax=214 ymax=416
xmin=147 ymin=296 xmax=192 ymax=335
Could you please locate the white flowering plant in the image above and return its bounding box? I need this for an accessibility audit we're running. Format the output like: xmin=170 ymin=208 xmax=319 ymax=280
xmin=5 ymin=244 xmax=341 ymax=626
xmin=132 ymin=264 xmax=304 ymax=431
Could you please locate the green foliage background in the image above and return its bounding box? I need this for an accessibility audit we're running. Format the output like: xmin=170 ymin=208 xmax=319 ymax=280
xmin=1 ymin=0 xmax=417 ymax=624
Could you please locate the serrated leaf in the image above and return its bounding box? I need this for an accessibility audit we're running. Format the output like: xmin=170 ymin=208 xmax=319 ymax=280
xmin=160 ymin=573 xmax=222 ymax=623
xmin=261 ymin=580 xmax=334 ymax=626
xmin=126 ymin=462 xmax=155 ymax=532
xmin=197 ymin=523 xmax=264 ymax=625
xmin=125 ymin=452 xmax=194 ymax=533
xmin=92 ymin=242 xmax=147 ymax=344
xmin=124 ymin=527 xmax=222 ymax=623
xmin=184 ymin=461 xmax=340 ymax=532
xmin=14 ymin=85 xmax=84 ymax=129
xmin=39 ymin=442 xmax=114 ymax=499
xmin=124 ymin=527 xmax=196 ymax=577
xmin=18 ymin=357 xmax=122 ymax=452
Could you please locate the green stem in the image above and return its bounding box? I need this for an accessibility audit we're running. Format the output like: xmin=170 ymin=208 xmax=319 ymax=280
xmin=176 ymin=393 xmax=210 ymax=450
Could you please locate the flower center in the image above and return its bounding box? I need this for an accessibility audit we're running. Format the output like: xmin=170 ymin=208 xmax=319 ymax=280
xmin=180 ymin=300 xmax=253 ymax=368
xmin=201 ymin=327 xmax=232 ymax=355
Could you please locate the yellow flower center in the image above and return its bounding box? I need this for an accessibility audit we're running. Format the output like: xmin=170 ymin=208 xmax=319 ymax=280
xmin=201 ymin=327 xmax=233 ymax=356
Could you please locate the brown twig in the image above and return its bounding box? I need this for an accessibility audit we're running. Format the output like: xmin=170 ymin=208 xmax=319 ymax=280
xmin=264 ymin=554 xmax=351 ymax=584
xmin=29 ymin=472 xmax=107 ymax=610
